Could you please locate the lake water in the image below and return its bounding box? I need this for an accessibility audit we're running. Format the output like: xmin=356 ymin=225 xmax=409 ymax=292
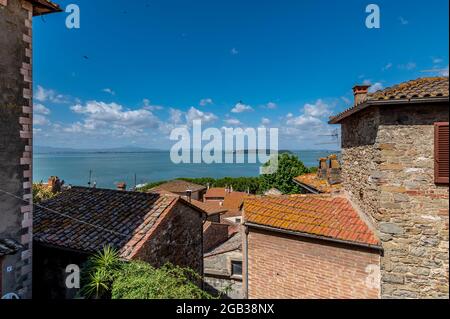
xmin=33 ymin=150 xmax=338 ymax=189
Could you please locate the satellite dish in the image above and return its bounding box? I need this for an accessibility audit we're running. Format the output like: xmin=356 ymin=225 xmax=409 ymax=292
xmin=2 ymin=292 xmax=20 ymax=299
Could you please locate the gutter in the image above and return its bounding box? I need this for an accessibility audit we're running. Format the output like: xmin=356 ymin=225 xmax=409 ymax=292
xmin=245 ymin=222 xmax=383 ymax=253
xmin=329 ymin=96 xmax=449 ymax=124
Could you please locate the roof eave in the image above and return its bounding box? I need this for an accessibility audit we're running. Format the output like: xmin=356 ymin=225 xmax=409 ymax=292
xmin=292 ymin=178 xmax=322 ymax=194
xmin=244 ymin=222 xmax=383 ymax=252
xmin=329 ymin=96 xmax=450 ymax=124
xmin=30 ymin=0 xmax=62 ymax=16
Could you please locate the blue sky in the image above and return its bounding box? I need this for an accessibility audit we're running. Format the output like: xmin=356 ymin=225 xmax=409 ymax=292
xmin=33 ymin=0 xmax=449 ymax=150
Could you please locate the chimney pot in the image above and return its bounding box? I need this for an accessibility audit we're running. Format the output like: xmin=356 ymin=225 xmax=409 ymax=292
xmin=352 ymin=85 xmax=371 ymax=106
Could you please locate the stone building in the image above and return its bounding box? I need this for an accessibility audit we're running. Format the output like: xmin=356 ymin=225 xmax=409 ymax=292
xmin=152 ymin=180 xmax=207 ymax=201
xmin=204 ymin=231 xmax=243 ymax=299
xmin=243 ymin=195 xmax=382 ymax=299
xmin=32 ymin=187 xmax=205 ymax=299
xmin=0 ymin=0 xmax=61 ymax=298
xmin=329 ymin=77 xmax=449 ymax=298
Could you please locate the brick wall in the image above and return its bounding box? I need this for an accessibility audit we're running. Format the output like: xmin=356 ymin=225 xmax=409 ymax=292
xmin=340 ymin=103 xmax=449 ymax=298
xmin=0 ymin=0 xmax=34 ymax=298
xmin=245 ymin=228 xmax=380 ymax=299
xmin=132 ymin=202 xmax=204 ymax=274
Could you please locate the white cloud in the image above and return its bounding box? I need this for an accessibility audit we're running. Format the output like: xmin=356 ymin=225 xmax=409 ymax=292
xmin=231 ymin=48 xmax=239 ymax=55
xmin=264 ymin=102 xmax=277 ymax=109
xmin=224 ymin=118 xmax=242 ymax=126
xmin=433 ymin=58 xmax=443 ymax=64
xmin=143 ymin=99 xmax=164 ymax=111
xmin=185 ymin=107 xmax=218 ymax=125
xmin=102 ymin=88 xmax=115 ymax=95
xmin=369 ymin=82 xmax=384 ymax=93
xmin=34 ymin=85 xmax=69 ymax=103
xmin=231 ymin=102 xmax=253 ymax=113
xmin=261 ymin=118 xmax=271 ymax=125
xmin=341 ymin=96 xmax=351 ymax=105
xmin=382 ymin=63 xmax=393 ymax=71
xmin=34 ymin=103 xmax=51 ymax=115
xmin=169 ymin=108 xmax=184 ymax=124
xmin=33 ymin=114 xmax=50 ymax=126
xmin=363 ymin=80 xmax=384 ymax=93
xmin=399 ymin=16 xmax=409 ymax=25
xmin=303 ymin=99 xmax=332 ymax=118
xmin=199 ymin=98 xmax=213 ymax=106
xmin=398 ymin=62 xmax=416 ymax=70
xmin=68 ymin=101 xmax=161 ymax=137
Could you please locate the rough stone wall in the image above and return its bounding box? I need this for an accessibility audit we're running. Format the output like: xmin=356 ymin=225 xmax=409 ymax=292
xmin=246 ymin=228 xmax=381 ymax=299
xmin=340 ymin=103 xmax=449 ymax=298
xmin=203 ymin=222 xmax=229 ymax=252
xmin=133 ymin=202 xmax=204 ymax=275
xmin=204 ymin=249 xmax=243 ymax=299
xmin=0 ymin=0 xmax=34 ymax=298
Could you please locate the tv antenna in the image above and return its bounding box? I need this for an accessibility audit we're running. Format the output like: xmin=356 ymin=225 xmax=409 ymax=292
xmin=316 ymin=129 xmax=340 ymax=146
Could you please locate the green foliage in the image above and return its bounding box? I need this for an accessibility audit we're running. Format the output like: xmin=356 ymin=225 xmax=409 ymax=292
xmin=135 ymin=180 xmax=168 ymax=192
xmin=111 ymin=262 xmax=213 ymax=299
xmin=81 ymin=245 xmax=121 ymax=299
xmin=32 ymin=183 xmax=58 ymax=203
xmin=180 ymin=177 xmax=264 ymax=194
xmin=136 ymin=153 xmax=315 ymax=195
xmin=81 ymin=246 xmax=212 ymax=299
xmin=260 ymin=153 xmax=310 ymax=194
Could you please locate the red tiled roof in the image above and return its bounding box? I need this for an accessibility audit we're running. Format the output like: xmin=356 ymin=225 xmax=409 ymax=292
xmin=153 ymin=180 xmax=206 ymax=193
xmin=190 ymin=199 xmax=227 ymax=216
xmin=222 ymin=191 xmax=248 ymax=211
xmin=244 ymin=195 xmax=380 ymax=247
xmin=329 ymin=77 xmax=449 ymax=124
xmin=204 ymin=188 xmax=227 ymax=199
xmin=34 ymin=187 xmax=191 ymax=257
xmin=294 ymin=173 xmax=343 ymax=194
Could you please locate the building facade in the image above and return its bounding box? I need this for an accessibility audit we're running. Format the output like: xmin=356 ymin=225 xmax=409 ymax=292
xmin=330 ymin=77 xmax=449 ymax=298
xmin=33 ymin=187 xmax=205 ymax=299
xmin=243 ymin=195 xmax=382 ymax=299
xmin=0 ymin=0 xmax=60 ymax=298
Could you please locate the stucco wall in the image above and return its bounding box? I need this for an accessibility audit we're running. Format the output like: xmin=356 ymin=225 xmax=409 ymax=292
xmin=340 ymin=102 xmax=449 ymax=298
xmin=0 ymin=0 xmax=34 ymax=298
xmin=246 ymin=228 xmax=381 ymax=299
xmin=204 ymin=249 xmax=243 ymax=299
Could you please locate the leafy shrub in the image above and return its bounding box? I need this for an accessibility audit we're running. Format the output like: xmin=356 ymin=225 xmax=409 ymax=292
xmin=81 ymin=246 xmax=212 ymax=299
xmin=32 ymin=183 xmax=58 ymax=203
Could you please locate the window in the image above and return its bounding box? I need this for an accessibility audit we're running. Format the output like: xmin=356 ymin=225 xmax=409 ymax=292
xmin=231 ymin=260 xmax=242 ymax=277
xmin=434 ymin=122 xmax=449 ymax=184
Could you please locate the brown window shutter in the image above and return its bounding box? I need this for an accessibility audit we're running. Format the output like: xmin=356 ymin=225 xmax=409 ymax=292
xmin=435 ymin=122 xmax=449 ymax=184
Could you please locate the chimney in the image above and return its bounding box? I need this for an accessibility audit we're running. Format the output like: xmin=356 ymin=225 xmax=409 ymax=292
xmin=186 ymin=189 xmax=192 ymax=202
xmin=317 ymin=158 xmax=328 ymax=179
xmin=327 ymin=154 xmax=342 ymax=185
xmin=352 ymin=85 xmax=370 ymax=106
xmin=116 ymin=182 xmax=127 ymax=191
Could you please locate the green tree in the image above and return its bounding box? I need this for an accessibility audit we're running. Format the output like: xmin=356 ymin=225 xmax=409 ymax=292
xmin=81 ymin=246 xmax=212 ymax=299
xmin=260 ymin=153 xmax=309 ymax=194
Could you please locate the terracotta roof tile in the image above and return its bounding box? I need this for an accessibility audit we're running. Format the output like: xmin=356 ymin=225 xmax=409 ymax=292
xmin=189 ymin=199 xmax=227 ymax=216
xmin=204 ymin=188 xmax=227 ymax=198
xmin=244 ymin=195 xmax=380 ymax=247
xmin=153 ymin=180 xmax=206 ymax=193
xmin=34 ymin=187 xmax=181 ymax=256
xmin=294 ymin=173 xmax=342 ymax=194
xmin=330 ymin=77 xmax=449 ymax=124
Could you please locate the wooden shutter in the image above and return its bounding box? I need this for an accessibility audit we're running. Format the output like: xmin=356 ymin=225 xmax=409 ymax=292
xmin=435 ymin=122 xmax=449 ymax=184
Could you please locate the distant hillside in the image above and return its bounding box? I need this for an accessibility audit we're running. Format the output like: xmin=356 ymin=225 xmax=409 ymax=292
xmin=34 ymin=146 xmax=163 ymax=154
